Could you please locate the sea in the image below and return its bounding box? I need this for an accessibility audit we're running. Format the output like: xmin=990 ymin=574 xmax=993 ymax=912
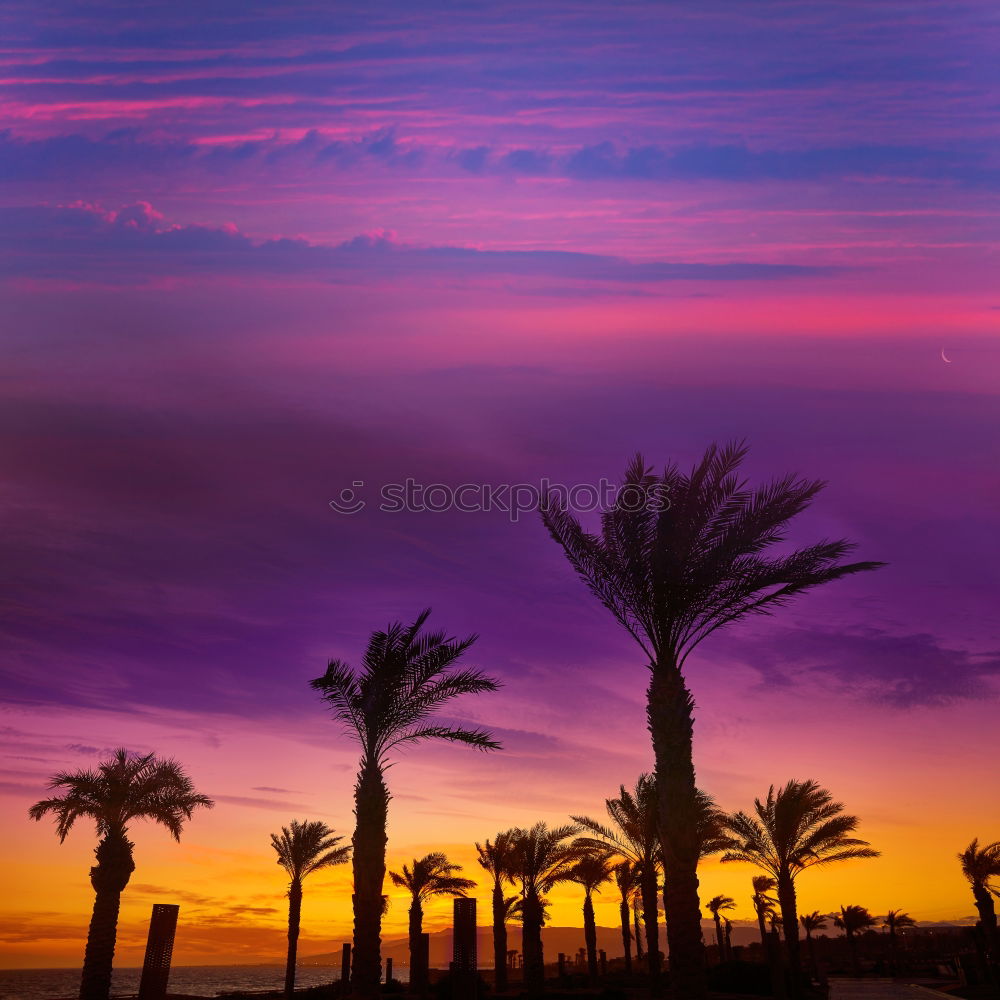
xmin=0 ymin=965 xmax=409 ymax=1000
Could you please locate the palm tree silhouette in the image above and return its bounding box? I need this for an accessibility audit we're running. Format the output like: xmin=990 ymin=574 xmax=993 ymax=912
xmin=542 ymin=443 xmax=882 ymax=1000
xmin=958 ymin=839 xmax=1000 ymax=956
xmin=390 ymin=852 xmax=475 ymax=993
xmin=476 ymin=832 xmax=519 ymax=991
xmin=29 ymin=749 xmax=212 ymax=1000
xmin=834 ymin=905 xmax=876 ymax=975
xmin=270 ymin=820 xmax=351 ymax=998
xmin=752 ymin=876 xmax=778 ymax=948
xmin=507 ymin=823 xmax=580 ymax=997
xmin=706 ymin=895 xmax=736 ymax=961
xmin=613 ymin=861 xmax=641 ymax=974
xmin=310 ymin=610 xmax=500 ymax=999
xmin=567 ymin=850 xmax=616 ymax=983
xmin=880 ymin=910 xmax=914 ymax=974
xmin=720 ymin=779 xmax=878 ymax=994
xmin=799 ymin=912 xmax=826 ymax=980
xmin=573 ymin=774 xmax=664 ymax=986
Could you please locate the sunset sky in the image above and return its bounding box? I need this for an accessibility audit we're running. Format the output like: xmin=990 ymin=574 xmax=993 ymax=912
xmin=2 ymin=0 xmax=999 ymax=971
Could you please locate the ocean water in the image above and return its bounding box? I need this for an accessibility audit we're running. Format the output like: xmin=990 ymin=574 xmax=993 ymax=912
xmin=0 ymin=964 xmax=408 ymax=1000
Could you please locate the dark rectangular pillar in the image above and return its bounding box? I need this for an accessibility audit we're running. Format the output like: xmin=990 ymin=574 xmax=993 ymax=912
xmin=138 ymin=904 xmax=179 ymax=1000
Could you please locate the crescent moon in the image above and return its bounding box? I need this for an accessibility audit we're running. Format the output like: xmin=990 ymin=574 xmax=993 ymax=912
xmin=941 ymin=348 xmax=952 ymax=363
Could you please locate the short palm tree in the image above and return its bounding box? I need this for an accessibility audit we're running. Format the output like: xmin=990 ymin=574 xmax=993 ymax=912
xmin=507 ymin=823 xmax=580 ymax=997
xmin=720 ymin=779 xmax=879 ymax=993
xmin=311 ymin=610 xmax=500 ymax=999
xmin=958 ymin=838 xmax=1000 ymax=955
xmin=542 ymin=444 xmax=882 ymax=1000
xmin=881 ymin=910 xmax=915 ymax=973
xmin=573 ymin=774 xmax=664 ymax=985
xmin=613 ymin=861 xmax=641 ymax=974
xmin=567 ymin=850 xmax=616 ymax=983
xmin=29 ymin=749 xmax=212 ymax=1000
xmin=706 ymin=895 xmax=736 ymax=961
xmin=271 ymin=820 xmax=351 ymax=998
xmin=390 ymin=852 xmax=475 ymax=992
xmin=752 ymin=876 xmax=778 ymax=948
xmin=799 ymin=912 xmax=826 ymax=979
xmin=834 ymin=905 xmax=876 ymax=975
xmin=476 ymin=832 xmax=519 ymax=991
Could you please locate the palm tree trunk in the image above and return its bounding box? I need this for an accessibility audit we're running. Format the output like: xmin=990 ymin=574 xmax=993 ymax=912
xmin=713 ymin=915 xmax=724 ymax=961
xmin=284 ymin=880 xmax=302 ymax=998
xmin=620 ymin=899 xmax=633 ymax=975
xmin=80 ymin=833 xmax=134 ymax=1000
xmin=648 ymin=664 xmax=706 ymax=1000
xmin=973 ymin=886 xmax=999 ymax=957
xmin=351 ymin=762 xmax=389 ymax=1000
xmin=634 ymin=902 xmax=644 ymax=960
xmin=521 ymin=891 xmax=545 ymax=999
xmin=583 ymin=892 xmax=598 ymax=984
xmin=756 ymin=907 xmax=768 ymax=949
xmin=776 ymin=873 xmax=802 ymax=996
xmin=409 ymin=899 xmax=425 ymax=995
xmin=805 ymin=932 xmax=817 ymax=981
xmin=847 ymin=930 xmax=860 ymax=977
xmin=492 ymin=883 xmax=508 ymax=992
xmin=640 ymin=867 xmax=662 ymax=990
xmin=725 ymin=921 xmax=732 ymax=962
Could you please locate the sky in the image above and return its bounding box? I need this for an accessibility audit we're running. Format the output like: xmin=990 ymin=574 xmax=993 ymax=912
xmin=1 ymin=0 xmax=999 ymax=971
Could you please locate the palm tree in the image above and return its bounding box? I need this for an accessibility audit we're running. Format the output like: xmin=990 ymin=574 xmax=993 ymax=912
xmin=310 ymin=610 xmax=500 ymax=999
xmin=507 ymin=823 xmax=580 ymax=997
xmin=752 ymin=876 xmax=778 ymax=948
xmin=613 ymin=861 xmax=641 ymax=974
xmin=573 ymin=774 xmax=664 ymax=985
xmin=476 ymin=832 xmax=519 ymax=991
xmin=834 ymin=905 xmax=876 ymax=975
xmin=271 ymin=821 xmax=351 ymax=998
xmin=881 ymin=910 xmax=915 ymax=974
xmin=706 ymin=895 xmax=736 ymax=961
xmin=390 ymin=852 xmax=475 ymax=993
xmin=799 ymin=912 xmax=826 ymax=980
xmin=567 ymin=850 xmax=616 ymax=983
xmin=724 ymin=918 xmax=733 ymax=961
xmin=542 ymin=444 xmax=882 ymax=1000
xmin=958 ymin=839 xmax=1000 ymax=955
xmin=29 ymin=749 xmax=212 ymax=1000
xmin=720 ymin=779 xmax=879 ymax=993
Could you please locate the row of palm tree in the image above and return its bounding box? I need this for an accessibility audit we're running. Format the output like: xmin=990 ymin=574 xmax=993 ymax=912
xmin=24 ymin=444 xmax=999 ymax=1000
xmin=26 ymin=740 xmax=1000 ymax=1000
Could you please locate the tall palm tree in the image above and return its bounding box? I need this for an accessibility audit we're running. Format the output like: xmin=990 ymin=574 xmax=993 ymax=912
xmin=613 ymin=861 xmax=641 ymax=975
xmin=881 ymin=910 xmax=915 ymax=974
xmin=834 ymin=905 xmax=876 ymax=976
xmin=507 ymin=823 xmax=580 ymax=997
xmin=573 ymin=774 xmax=664 ymax=985
xmin=271 ymin=821 xmax=351 ymax=998
xmin=720 ymin=779 xmax=879 ymax=994
xmin=390 ymin=852 xmax=475 ymax=993
xmin=958 ymin=838 xmax=1000 ymax=955
xmin=567 ymin=851 xmax=616 ymax=983
xmin=29 ymin=749 xmax=212 ymax=1000
xmin=476 ymin=832 xmax=519 ymax=991
xmin=799 ymin=912 xmax=826 ymax=980
xmin=706 ymin=895 xmax=736 ymax=961
xmin=542 ymin=444 xmax=882 ymax=1000
xmin=752 ymin=876 xmax=778 ymax=948
xmin=311 ymin=610 xmax=500 ymax=999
